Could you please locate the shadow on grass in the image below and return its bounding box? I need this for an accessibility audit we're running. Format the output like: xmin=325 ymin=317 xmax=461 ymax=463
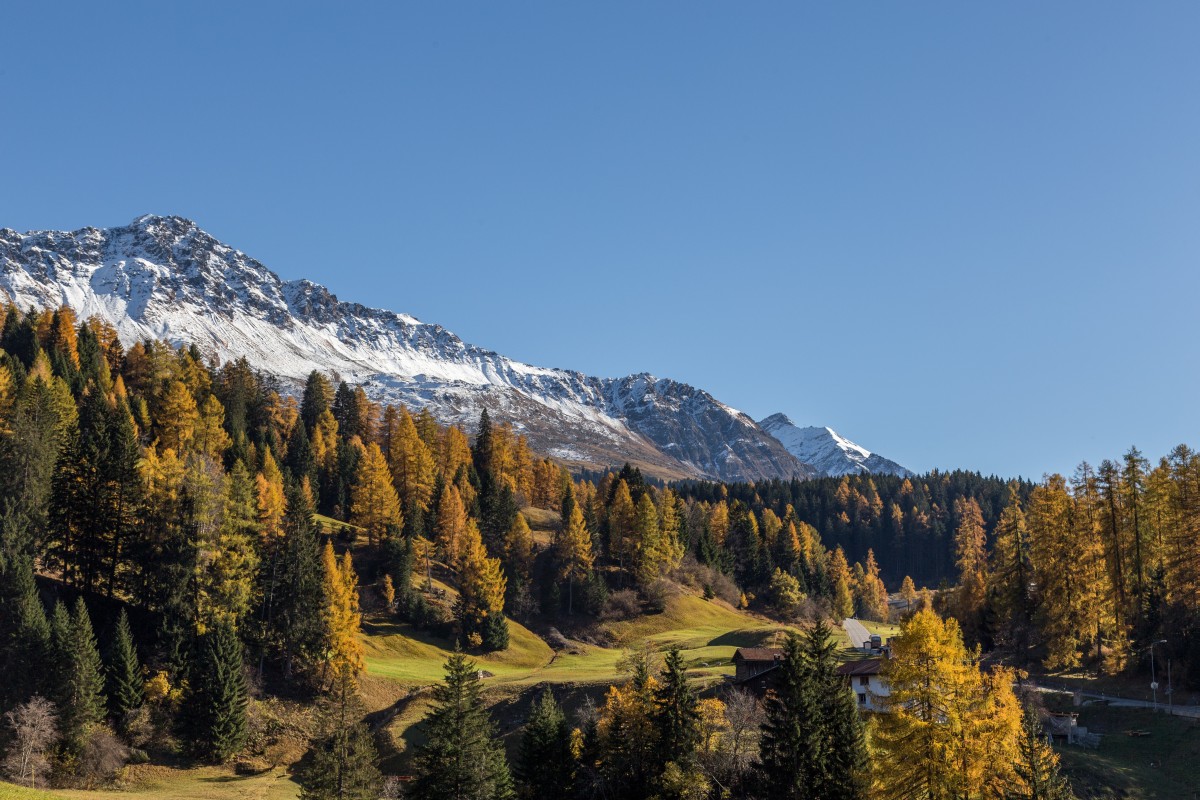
xmin=361 ymin=620 xmax=454 ymax=650
xmin=707 ymin=629 xmax=778 ymax=648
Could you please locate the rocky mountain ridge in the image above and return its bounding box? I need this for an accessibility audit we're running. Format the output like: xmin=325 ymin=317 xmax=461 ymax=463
xmin=0 ymin=215 xmax=826 ymax=481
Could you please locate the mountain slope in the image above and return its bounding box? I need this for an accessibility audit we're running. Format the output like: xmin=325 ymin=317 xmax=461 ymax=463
xmin=0 ymin=215 xmax=813 ymax=482
xmin=758 ymin=413 xmax=910 ymax=477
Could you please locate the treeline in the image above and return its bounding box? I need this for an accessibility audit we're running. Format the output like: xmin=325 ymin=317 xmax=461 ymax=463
xmin=677 ymin=472 xmax=1029 ymax=587
xmin=946 ymin=448 xmax=1200 ymax=688
xmin=543 ymin=463 xmax=892 ymax=624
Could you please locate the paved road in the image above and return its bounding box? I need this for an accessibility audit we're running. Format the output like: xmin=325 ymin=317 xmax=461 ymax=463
xmin=843 ymin=618 xmax=871 ymax=650
xmin=1032 ymin=682 xmax=1200 ymax=719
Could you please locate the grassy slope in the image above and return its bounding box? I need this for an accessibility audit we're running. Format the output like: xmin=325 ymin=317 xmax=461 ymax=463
xmin=362 ymin=591 xmax=788 ymax=691
xmin=1 ymin=765 xmax=300 ymax=800
xmin=1047 ymin=703 xmax=1200 ymax=799
xmin=0 ymin=785 xmax=67 ymax=800
xmin=358 ymin=589 xmax=791 ymax=769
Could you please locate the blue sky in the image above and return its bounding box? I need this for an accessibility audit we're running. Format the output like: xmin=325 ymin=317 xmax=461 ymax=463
xmin=3 ymin=2 xmax=1199 ymax=479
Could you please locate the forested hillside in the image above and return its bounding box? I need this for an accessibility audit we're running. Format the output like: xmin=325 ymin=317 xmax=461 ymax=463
xmin=938 ymin=447 xmax=1200 ymax=688
xmin=0 ymin=303 xmax=909 ymax=797
xmin=0 ymin=301 xmax=1156 ymax=800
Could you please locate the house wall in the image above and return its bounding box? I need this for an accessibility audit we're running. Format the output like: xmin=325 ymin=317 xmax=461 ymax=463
xmin=734 ymin=661 xmax=775 ymax=683
xmin=853 ymin=675 xmax=891 ymax=712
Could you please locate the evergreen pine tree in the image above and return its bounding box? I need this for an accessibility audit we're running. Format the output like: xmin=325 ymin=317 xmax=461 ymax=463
xmin=757 ymin=632 xmax=820 ymax=800
xmin=806 ymin=621 xmax=868 ymax=800
xmin=185 ymin=620 xmax=249 ymax=763
xmin=653 ymin=647 xmax=701 ymax=768
xmin=0 ymin=547 xmax=50 ymax=709
xmin=299 ymin=676 xmax=383 ymax=800
xmin=516 ymin=689 xmax=574 ymax=800
xmin=105 ymin=609 xmax=144 ymax=721
xmin=1011 ymin=702 xmax=1076 ymax=800
xmin=757 ymin=621 xmax=866 ymax=800
xmin=259 ymin=481 xmax=328 ymax=684
xmin=301 ymin=371 xmax=334 ymax=431
xmin=52 ymin=598 xmax=107 ymax=750
xmin=481 ymin=612 xmax=510 ymax=652
xmin=410 ymin=651 xmax=514 ymax=800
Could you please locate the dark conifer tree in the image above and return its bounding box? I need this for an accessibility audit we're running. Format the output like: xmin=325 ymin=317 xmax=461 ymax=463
xmin=757 ymin=622 xmax=866 ymax=799
xmin=1012 ymin=702 xmax=1076 ymax=800
xmin=757 ymin=628 xmax=826 ymax=800
xmin=185 ymin=620 xmax=249 ymax=763
xmin=0 ymin=377 xmax=64 ymax=533
xmin=410 ymin=651 xmax=514 ymax=800
xmin=48 ymin=387 xmax=139 ymax=594
xmin=0 ymin=544 xmax=50 ymax=708
xmin=330 ymin=382 xmax=358 ymax=439
xmin=301 ymin=371 xmax=334 ymax=431
xmin=481 ymin=611 xmax=510 ymax=652
xmin=516 ymin=689 xmax=574 ymax=800
xmin=285 ymin=421 xmax=317 ymax=485
xmin=473 ymin=409 xmax=494 ymax=478
xmin=50 ymin=598 xmax=107 ymax=750
xmin=105 ymin=608 xmax=144 ymax=722
xmin=1 ymin=310 xmax=41 ymax=367
xmin=298 ymin=675 xmax=382 ymax=800
xmin=259 ymin=481 xmax=328 ymax=683
xmin=807 ymin=622 xmax=868 ymax=800
xmin=75 ymin=323 xmax=107 ymax=386
xmin=653 ymin=647 xmax=701 ymax=769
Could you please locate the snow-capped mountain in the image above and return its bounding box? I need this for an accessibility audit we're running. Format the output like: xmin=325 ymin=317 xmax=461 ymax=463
xmin=0 ymin=215 xmax=813 ymax=482
xmin=758 ymin=414 xmax=910 ymax=478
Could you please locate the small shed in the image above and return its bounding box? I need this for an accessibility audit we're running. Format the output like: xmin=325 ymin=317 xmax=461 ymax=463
xmin=732 ymin=647 xmax=784 ymax=683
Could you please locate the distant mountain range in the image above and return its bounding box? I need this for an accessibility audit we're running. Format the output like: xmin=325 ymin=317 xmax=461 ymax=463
xmin=758 ymin=414 xmax=911 ymax=478
xmin=0 ymin=215 xmax=909 ymax=481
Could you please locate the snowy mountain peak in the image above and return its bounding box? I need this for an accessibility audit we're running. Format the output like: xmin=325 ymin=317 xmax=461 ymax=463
xmin=758 ymin=414 xmax=910 ymax=478
xmin=0 ymin=216 xmax=815 ymax=483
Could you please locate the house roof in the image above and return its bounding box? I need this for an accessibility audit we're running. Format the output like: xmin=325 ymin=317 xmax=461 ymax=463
xmin=733 ymin=647 xmax=783 ymax=663
xmin=836 ymin=658 xmax=884 ymax=677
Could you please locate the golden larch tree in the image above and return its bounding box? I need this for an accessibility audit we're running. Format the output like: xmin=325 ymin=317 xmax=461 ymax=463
xmin=350 ymin=442 xmax=403 ymax=544
xmin=951 ymin=497 xmax=988 ymax=643
xmin=157 ymin=380 xmax=199 ymax=453
xmin=435 ymin=484 xmax=469 ymax=567
xmin=828 ymin=546 xmax=854 ymax=620
xmin=321 ymin=542 xmax=364 ymax=687
xmin=554 ymin=500 xmax=595 ymax=615
xmin=255 ymin=449 xmax=287 ymax=542
xmin=873 ymin=609 xmax=1021 ymax=800
xmin=456 ymin=519 xmax=506 ymax=631
xmin=387 ymin=407 xmax=436 ymax=514
xmin=193 ymin=394 xmax=232 ymax=462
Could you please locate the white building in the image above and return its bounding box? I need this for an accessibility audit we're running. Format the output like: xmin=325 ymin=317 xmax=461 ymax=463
xmin=835 ymin=658 xmax=890 ymax=712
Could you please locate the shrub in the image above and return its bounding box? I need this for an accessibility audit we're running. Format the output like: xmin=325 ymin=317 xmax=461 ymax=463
xmin=76 ymin=728 xmax=128 ymax=788
xmin=601 ymin=589 xmax=642 ymax=621
xmin=640 ymin=579 xmax=671 ymax=613
xmin=3 ymin=695 xmax=58 ymax=788
xmin=672 ymin=558 xmax=740 ymax=605
xmin=768 ymin=569 xmax=806 ymax=618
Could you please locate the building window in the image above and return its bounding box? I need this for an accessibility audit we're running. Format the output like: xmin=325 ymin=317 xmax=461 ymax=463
xmin=858 ymin=693 xmax=867 ymax=705
xmin=859 ymin=676 xmax=869 ymax=687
